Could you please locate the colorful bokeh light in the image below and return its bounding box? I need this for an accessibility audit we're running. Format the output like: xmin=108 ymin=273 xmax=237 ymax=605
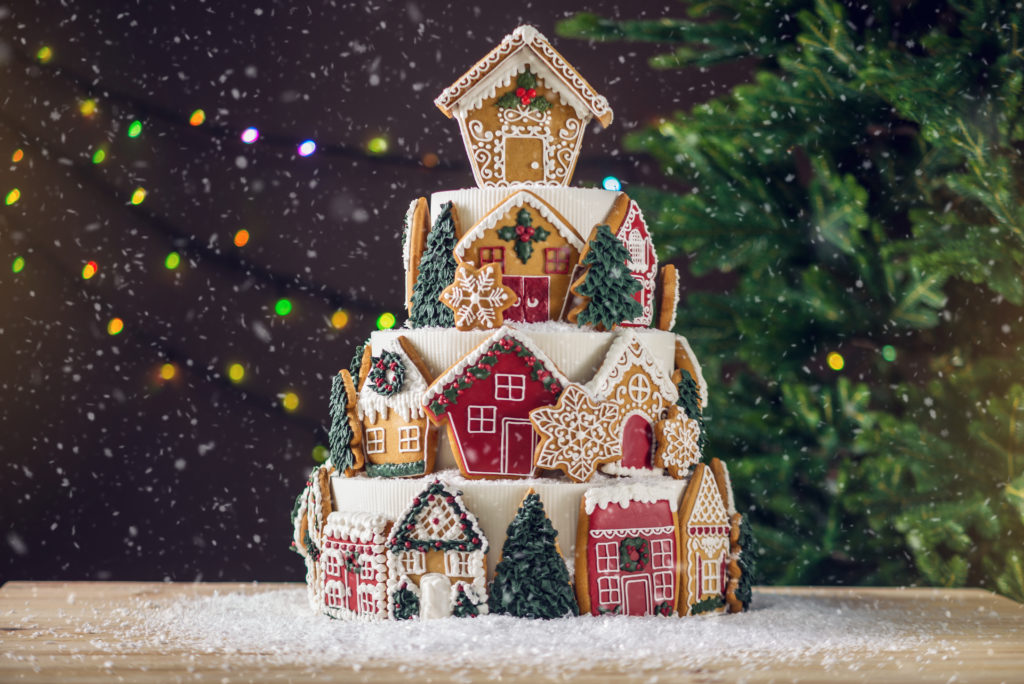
xmin=79 ymin=99 xmax=97 ymax=117
xmin=275 ymin=298 xmax=293 ymax=316
xmin=12 ymin=149 xmax=24 ymax=163
xmin=312 ymin=445 xmax=328 ymax=463
xmin=159 ymin=363 xmax=177 ymax=381
xmin=297 ymin=140 xmax=316 ymax=157
xmin=107 ymin=317 xmax=124 ymax=336
xmin=234 ymin=229 xmax=250 ymax=247
xmin=421 ymin=152 xmax=439 ymax=168
xmin=36 ymin=46 xmax=53 ymax=63
xmin=241 ymin=127 xmax=259 ymax=144
xmin=228 ymin=363 xmax=245 ymax=383
xmin=330 ymin=309 xmax=349 ymax=329
xmin=6 ymin=189 xmax=21 ymax=205
xmin=11 ymin=256 xmax=25 ymax=274
xmin=91 ymin=148 xmax=107 ymax=164
xmin=282 ymin=392 xmax=300 ymax=412
xmin=130 ymin=188 xmax=146 ymax=205
xmin=882 ymin=345 xmax=897 ymax=362
xmin=602 ymin=175 xmax=622 ymax=191
xmin=376 ymin=311 xmax=396 ymax=330
xmin=127 ymin=120 xmax=143 ymax=138
xmin=367 ymin=136 xmax=388 ymax=155
xmin=189 ymin=109 xmax=206 ymax=126
xmin=826 ymin=351 xmax=845 ymax=371
xmin=164 ymin=251 xmax=181 ymax=270
xmin=82 ymin=260 xmax=98 ymax=280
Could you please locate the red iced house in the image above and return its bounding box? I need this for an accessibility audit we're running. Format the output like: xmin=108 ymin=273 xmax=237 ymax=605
xmin=318 ymin=512 xmax=392 ymax=621
xmin=424 ymin=327 xmax=569 ymax=479
xmin=575 ymin=482 xmax=684 ymax=617
xmin=615 ymin=199 xmax=658 ymax=328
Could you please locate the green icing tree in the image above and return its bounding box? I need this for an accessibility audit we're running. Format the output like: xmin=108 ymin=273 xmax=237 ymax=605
xmin=391 ymin=584 xmax=419 ymax=620
xmin=735 ymin=516 xmax=759 ymax=611
xmin=488 ymin=492 xmax=579 ymax=618
xmin=559 ymin=1 xmax=1024 ymax=601
xmin=573 ymin=224 xmax=642 ymax=329
xmin=451 ymin=584 xmax=482 ymax=618
xmin=409 ymin=200 xmax=457 ymax=328
xmin=676 ymin=369 xmax=706 ymax=452
xmin=327 ymin=372 xmax=358 ymax=473
xmin=349 ymin=340 xmax=368 ymax=380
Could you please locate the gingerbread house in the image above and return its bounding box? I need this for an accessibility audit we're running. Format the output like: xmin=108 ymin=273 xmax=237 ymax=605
xmin=576 ymin=481 xmax=685 ymax=616
xmin=423 ymin=327 xmax=569 ymax=479
xmin=385 ymin=480 xmax=489 ymax=619
xmin=586 ymin=331 xmax=680 ymax=473
xmin=678 ymin=463 xmax=731 ymax=615
xmin=434 ymin=25 xmax=613 ymax=187
xmin=453 ymin=189 xmax=584 ymax=322
xmin=611 ymin=198 xmax=658 ymax=327
xmin=319 ymin=512 xmax=392 ymax=620
xmin=357 ymin=336 xmax=437 ymax=478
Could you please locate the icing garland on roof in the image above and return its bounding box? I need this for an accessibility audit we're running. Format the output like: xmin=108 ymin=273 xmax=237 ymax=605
xmin=386 ymin=480 xmax=489 ymax=554
xmin=454 ymin=190 xmax=584 ymax=259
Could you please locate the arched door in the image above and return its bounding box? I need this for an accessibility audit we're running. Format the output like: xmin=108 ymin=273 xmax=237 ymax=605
xmin=620 ymin=413 xmax=653 ymax=469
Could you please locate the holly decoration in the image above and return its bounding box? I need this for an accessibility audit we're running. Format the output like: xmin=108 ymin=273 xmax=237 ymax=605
xmin=387 ymin=481 xmax=486 ymax=554
xmin=676 ymin=369 xmax=706 ymax=452
xmin=368 ymin=351 xmax=405 ymax=397
xmin=452 ymin=584 xmax=482 ymax=618
xmin=488 ymin=492 xmax=579 ymax=619
xmin=427 ymin=336 xmax=562 ymax=416
xmin=410 ymin=201 xmax=457 ymax=328
xmin=495 ymin=68 xmax=552 ymax=113
xmin=572 ymin=224 xmax=642 ymax=330
xmin=328 ymin=372 xmax=359 ymax=473
xmin=342 ymin=550 xmax=361 ymax=574
xmin=497 ymin=208 xmax=550 ymax=265
xmin=653 ymin=600 xmax=675 ymax=617
xmin=619 ymin=537 xmax=650 ymax=573
xmin=391 ymin=582 xmax=419 ymax=621
xmin=690 ymin=595 xmax=725 ymax=615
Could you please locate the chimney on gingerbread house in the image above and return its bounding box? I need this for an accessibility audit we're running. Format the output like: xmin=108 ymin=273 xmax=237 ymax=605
xmin=434 ymin=25 xmax=613 ymax=188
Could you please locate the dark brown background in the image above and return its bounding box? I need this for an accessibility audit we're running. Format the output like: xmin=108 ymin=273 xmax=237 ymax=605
xmin=0 ymin=1 xmax=750 ymax=582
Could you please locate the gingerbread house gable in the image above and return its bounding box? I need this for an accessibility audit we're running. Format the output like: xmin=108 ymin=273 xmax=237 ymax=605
xmin=435 ymin=25 xmax=613 ymax=188
xmin=678 ymin=463 xmax=731 ymax=616
xmin=615 ymin=200 xmax=658 ymax=327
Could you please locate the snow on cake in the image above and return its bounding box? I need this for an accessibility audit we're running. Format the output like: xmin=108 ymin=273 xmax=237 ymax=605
xmin=289 ymin=24 xmax=756 ymax=621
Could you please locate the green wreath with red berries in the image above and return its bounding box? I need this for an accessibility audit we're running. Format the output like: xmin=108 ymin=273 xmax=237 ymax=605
xmin=495 ymin=69 xmax=552 ymax=113
xmin=368 ymin=351 xmax=405 ymax=397
xmin=619 ymin=537 xmax=650 ymax=573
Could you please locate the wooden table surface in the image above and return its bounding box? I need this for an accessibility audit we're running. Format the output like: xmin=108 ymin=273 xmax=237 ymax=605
xmin=1 ymin=582 xmax=1022 ymax=683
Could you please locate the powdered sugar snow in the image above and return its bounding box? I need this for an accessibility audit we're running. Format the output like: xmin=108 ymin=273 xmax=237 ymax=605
xmin=108 ymin=588 xmax=935 ymax=678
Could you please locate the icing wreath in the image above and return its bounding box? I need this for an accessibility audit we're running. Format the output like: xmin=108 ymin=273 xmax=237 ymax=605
xmin=368 ymin=351 xmax=405 ymax=397
xmin=619 ymin=537 xmax=650 ymax=573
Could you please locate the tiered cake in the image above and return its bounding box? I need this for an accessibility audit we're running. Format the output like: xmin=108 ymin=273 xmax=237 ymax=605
xmin=290 ymin=25 xmax=756 ymax=621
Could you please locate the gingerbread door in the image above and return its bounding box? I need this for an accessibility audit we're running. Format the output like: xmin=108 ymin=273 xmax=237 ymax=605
xmin=621 ymin=413 xmax=654 ymax=469
xmin=505 ymin=276 xmax=549 ymax=323
xmin=623 ymin=575 xmax=652 ymax=616
xmin=501 ymin=418 xmax=535 ymax=475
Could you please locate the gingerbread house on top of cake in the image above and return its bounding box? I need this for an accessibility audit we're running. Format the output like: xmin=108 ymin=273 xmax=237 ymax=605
xmin=434 ymin=25 xmax=613 ymax=187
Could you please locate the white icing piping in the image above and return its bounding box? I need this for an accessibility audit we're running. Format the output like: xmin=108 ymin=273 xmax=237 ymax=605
xmin=583 ymin=479 xmax=684 ymax=514
xmin=453 ymin=189 xmax=585 ymax=259
xmin=589 ymin=525 xmax=675 ymax=539
xmin=357 ymin=337 xmax=429 ymax=423
xmin=585 ymin=330 xmax=680 ymax=405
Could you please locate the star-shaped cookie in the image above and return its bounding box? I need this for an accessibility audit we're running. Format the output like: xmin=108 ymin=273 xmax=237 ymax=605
xmin=439 ymin=262 xmax=518 ymax=331
xmin=530 ymin=383 xmax=621 ymax=482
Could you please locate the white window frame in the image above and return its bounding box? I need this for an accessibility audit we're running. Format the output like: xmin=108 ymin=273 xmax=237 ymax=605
xmin=494 ymin=374 xmax=526 ymax=401
xmin=627 ymin=231 xmax=647 ymax=269
xmin=595 ymin=542 xmax=620 ymax=573
xmin=702 ymin=559 xmax=719 ymax=595
xmin=650 ymin=538 xmax=674 ymax=569
xmin=653 ymin=570 xmax=674 ymax=602
xmin=597 ymin=576 xmax=620 ymax=606
xmin=444 ymin=550 xmax=473 ymax=577
xmin=398 ymin=425 xmax=420 ymax=453
xmin=359 ymin=556 xmax=375 ymax=581
xmin=357 ymin=587 xmax=377 ymax=615
xmin=467 ymin=405 xmax=497 ymax=433
xmin=398 ymin=550 xmax=425 ymax=575
xmin=627 ymin=374 xmax=652 ymax=403
xmin=365 ymin=427 xmax=385 ymax=454
xmin=325 ymin=581 xmax=345 ymax=608
xmin=322 ymin=549 xmax=341 ymax=578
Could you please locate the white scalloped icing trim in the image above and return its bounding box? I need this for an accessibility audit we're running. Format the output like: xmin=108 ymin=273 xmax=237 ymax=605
xmin=583 ymin=478 xmax=688 ymax=515
xmin=453 ymin=189 xmax=585 ymax=259
xmin=675 ymin=334 xmax=708 ymax=408
xmin=357 ymin=336 xmax=430 ymax=423
xmin=324 ymin=511 xmax=391 ymax=545
xmin=585 ymin=330 xmax=679 ymax=405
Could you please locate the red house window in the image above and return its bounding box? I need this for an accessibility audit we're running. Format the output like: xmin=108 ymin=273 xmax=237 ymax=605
xmin=479 ymin=247 xmax=505 ymax=271
xmin=467 ymin=405 xmax=497 ymax=433
xmin=597 ymin=576 xmax=620 ymax=606
xmin=544 ymin=247 xmax=571 ymax=274
xmin=595 ymin=542 xmax=619 ymax=573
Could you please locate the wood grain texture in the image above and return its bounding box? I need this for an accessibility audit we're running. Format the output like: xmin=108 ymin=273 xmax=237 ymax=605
xmin=1 ymin=582 xmax=1022 ymax=683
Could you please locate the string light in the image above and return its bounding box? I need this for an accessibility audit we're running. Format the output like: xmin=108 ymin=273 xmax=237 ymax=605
xmin=274 ymin=298 xmax=293 ymax=316
xmin=367 ymin=136 xmax=388 ymax=155
xmin=127 ymin=120 xmax=143 ymax=138
xmin=421 ymin=152 xmax=439 ymax=168
xmin=11 ymin=256 xmax=25 ymax=273
xmin=602 ymin=175 xmax=622 ymax=191
xmin=36 ymin=46 xmax=53 ymax=63
xmin=79 ymin=99 xmax=97 ymax=117
xmin=227 ymin=363 xmax=245 ymax=383
xmin=376 ymin=311 xmax=396 ymax=330
xmin=312 ymin=445 xmax=328 ymax=463
xmin=330 ymin=309 xmax=349 ymax=329
xmin=826 ymin=351 xmax=845 ymax=371
xmin=12 ymin=149 xmax=24 ymax=163
xmin=107 ymin=317 xmax=124 ymax=335
xmin=882 ymin=345 xmax=897 ymax=362
xmin=130 ymin=188 xmax=146 ymax=205
xmin=297 ymin=140 xmax=316 ymax=157
xmin=81 ymin=260 xmax=98 ymax=279
xmin=164 ymin=251 xmax=181 ymax=270
xmin=189 ymin=109 xmax=206 ymax=126
xmin=159 ymin=363 xmax=177 ymax=380
xmin=282 ymin=391 xmax=300 ymax=412
xmin=241 ymin=127 xmax=259 ymax=144
xmin=91 ymin=148 xmax=107 ymax=164
xmin=6 ymin=189 xmax=21 ymax=205
xmin=233 ymin=229 xmax=250 ymax=247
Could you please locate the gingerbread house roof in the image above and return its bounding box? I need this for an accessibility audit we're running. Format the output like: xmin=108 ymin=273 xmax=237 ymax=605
xmin=357 ymin=336 xmax=433 ymax=423
xmin=434 ymin=25 xmax=613 ymax=127
xmin=585 ymin=330 xmax=680 ymax=405
xmin=681 ymin=463 xmax=728 ymax=529
xmin=453 ymin=189 xmax=585 ymax=260
xmin=582 ymin=479 xmax=687 ymax=515
xmin=386 ymin=480 xmax=488 ymax=553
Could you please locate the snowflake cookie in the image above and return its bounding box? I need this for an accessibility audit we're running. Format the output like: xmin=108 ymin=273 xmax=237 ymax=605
xmin=439 ymin=262 xmax=518 ymax=331
xmin=530 ymin=383 xmax=621 ymax=482
xmin=654 ymin=405 xmax=702 ymax=479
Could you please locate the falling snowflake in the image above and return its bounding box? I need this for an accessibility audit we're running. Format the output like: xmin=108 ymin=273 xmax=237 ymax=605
xmin=654 ymin=405 xmax=702 ymax=478
xmin=439 ymin=262 xmax=517 ymax=330
xmin=530 ymin=384 xmax=621 ymax=482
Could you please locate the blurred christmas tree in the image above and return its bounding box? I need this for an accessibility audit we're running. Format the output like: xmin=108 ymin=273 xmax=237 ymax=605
xmin=561 ymin=0 xmax=1024 ymax=600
